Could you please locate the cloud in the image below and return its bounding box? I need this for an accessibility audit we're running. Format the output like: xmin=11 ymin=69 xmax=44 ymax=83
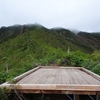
xmin=0 ymin=0 xmax=100 ymax=32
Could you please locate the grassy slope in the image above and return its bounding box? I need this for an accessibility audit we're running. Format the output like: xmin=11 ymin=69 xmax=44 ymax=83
xmin=77 ymin=32 xmax=100 ymax=50
xmin=51 ymin=28 xmax=94 ymax=53
xmin=0 ymin=27 xmax=85 ymax=78
xmin=0 ymin=25 xmax=100 ymax=80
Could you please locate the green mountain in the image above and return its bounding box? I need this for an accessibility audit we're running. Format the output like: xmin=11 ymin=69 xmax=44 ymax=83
xmin=0 ymin=24 xmax=100 ymax=81
xmin=77 ymin=31 xmax=100 ymax=50
xmin=51 ymin=28 xmax=100 ymax=51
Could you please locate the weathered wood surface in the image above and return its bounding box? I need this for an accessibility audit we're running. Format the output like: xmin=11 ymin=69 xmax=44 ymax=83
xmin=16 ymin=67 xmax=100 ymax=85
xmin=1 ymin=66 xmax=100 ymax=94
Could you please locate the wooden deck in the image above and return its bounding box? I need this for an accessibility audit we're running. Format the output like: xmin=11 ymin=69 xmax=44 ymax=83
xmin=1 ymin=66 xmax=100 ymax=95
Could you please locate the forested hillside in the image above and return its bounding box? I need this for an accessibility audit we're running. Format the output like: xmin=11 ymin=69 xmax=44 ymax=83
xmin=0 ymin=24 xmax=100 ymax=84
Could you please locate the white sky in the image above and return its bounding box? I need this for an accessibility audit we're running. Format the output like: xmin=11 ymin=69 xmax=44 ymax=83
xmin=0 ymin=0 xmax=100 ymax=32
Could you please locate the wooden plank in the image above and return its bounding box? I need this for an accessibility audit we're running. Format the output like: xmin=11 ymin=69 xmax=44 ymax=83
xmin=19 ymin=90 xmax=64 ymax=94
xmin=56 ymin=84 xmax=100 ymax=91
xmin=17 ymin=68 xmax=43 ymax=84
xmin=14 ymin=66 xmax=40 ymax=82
xmin=19 ymin=90 xmax=97 ymax=95
xmin=60 ymin=67 xmax=82 ymax=69
xmin=73 ymin=69 xmax=89 ymax=84
xmin=65 ymin=91 xmax=96 ymax=95
xmin=77 ymin=69 xmax=100 ymax=85
xmin=27 ymin=69 xmax=48 ymax=84
xmin=53 ymin=69 xmax=62 ymax=84
xmin=60 ymin=69 xmax=70 ymax=84
xmin=40 ymin=66 xmax=82 ymax=69
xmin=35 ymin=69 xmax=52 ymax=84
xmin=82 ymin=67 xmax=100 ymax=81
xmin=1 ymin=84 xmax=100 ymax=91
xmin=44 ymin=69 xmax=57 ymax=84
xmin=66 ymin=69 xmax=79 ymax=84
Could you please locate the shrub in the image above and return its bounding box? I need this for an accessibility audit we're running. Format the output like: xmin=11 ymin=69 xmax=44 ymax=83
xmin=0 ymin=71 xmax=7 ymax=84
xmin=92 ymin=63 xmax=100 ymax=75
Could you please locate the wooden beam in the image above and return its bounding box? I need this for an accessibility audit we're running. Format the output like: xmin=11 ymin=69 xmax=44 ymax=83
xmin=1 ymin=84 xmax=100 ymax=91
xmin=18 ymin=90 xmax=97 ymax=95
xmin=40 ymin=66 xmax=82 ymax=69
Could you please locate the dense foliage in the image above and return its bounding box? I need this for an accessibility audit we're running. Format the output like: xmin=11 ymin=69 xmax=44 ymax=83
xmin=0 ymin=24 xmax=100 ymax=84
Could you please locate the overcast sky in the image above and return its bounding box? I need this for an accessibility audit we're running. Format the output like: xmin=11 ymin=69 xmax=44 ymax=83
xmin=0 ymin=0 xmax=100 ymax=32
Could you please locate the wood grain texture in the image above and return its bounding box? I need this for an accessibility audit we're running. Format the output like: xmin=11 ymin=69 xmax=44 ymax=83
xmin=16 ymin=67 xmax=100 ymax=85
xmin=1 ymin=66 xmax=100 ymax=94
